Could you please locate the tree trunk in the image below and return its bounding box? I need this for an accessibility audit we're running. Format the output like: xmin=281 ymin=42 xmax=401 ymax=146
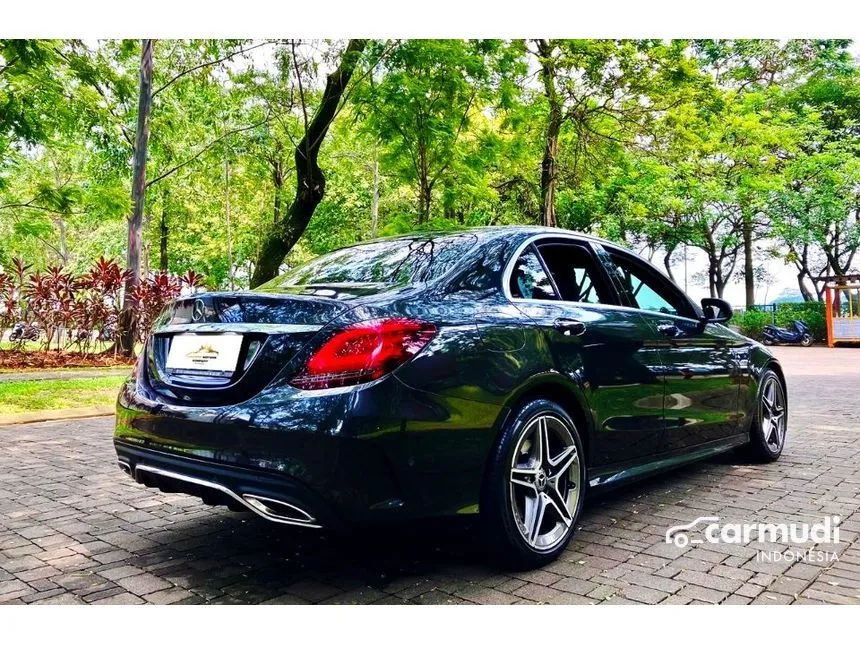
xmin=119 ymin=39 xmax=154 ymax=356
xmin=537 ymin=39 xmax=560 ymax=228
xmin=742 ymin=211 xmax=755 ymax=307
xmin=159 ymin=191 xmax=168 ymax=272
xmin=52 ymin=217 xmax=69 ymax=265
xmin=225 ymin=157 xmax=235 ymax=291
xmin=663 ymin=244 xmax=676 ymax=283
xmin=708 ymin=263 xmax=718 ymax=298
xmin=250 ymin=39 xmax=368 ymax=288
xmin=272 ymin=161 xmax=284 ymax=224
xmin=418 ymin=177 xmax=431 ymax=224
xmin=797 ymin=271 xmax=813 ymax=301
xmin=417 ymin=144 xmax=431 ymax=225
xmin=370 ymin=156 xmax=379 ymax=238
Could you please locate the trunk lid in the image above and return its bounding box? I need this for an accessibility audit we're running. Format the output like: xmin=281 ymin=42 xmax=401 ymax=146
xmin=144 ymin=292 xmax=352 ymax=405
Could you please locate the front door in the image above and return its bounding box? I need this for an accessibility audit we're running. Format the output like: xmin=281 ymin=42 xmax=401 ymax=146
xmin=604 ymin=248 xmax=742 ymax=453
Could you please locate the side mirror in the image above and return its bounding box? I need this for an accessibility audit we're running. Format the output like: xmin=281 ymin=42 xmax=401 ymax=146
xmin=700 ymin=298 xmax=733 ymax=325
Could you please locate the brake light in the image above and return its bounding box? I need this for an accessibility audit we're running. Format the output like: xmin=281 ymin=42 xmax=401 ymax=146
xmin=290 ymin=318 xmax=436 ymax=390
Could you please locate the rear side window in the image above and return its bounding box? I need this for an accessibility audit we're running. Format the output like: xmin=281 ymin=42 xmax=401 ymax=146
xmin=509 ymin=247 xmax=558 ymax=300
xmin=536 ymin=242 xmax=614 ymax=304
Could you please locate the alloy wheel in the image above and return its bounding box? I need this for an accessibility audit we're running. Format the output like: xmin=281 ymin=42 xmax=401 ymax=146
xmin=761 ymin=376 xmax=786 ymax=452
xmin=509 ymin=414 xmax=581 ymax=551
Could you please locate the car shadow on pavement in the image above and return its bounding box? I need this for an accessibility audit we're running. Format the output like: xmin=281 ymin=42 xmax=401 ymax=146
xmin=141 ymin=450 xmax=758 ymax=600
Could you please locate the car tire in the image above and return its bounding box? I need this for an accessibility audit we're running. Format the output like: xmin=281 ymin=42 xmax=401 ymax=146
xmin=482 ymin=398 xmax=585 ymax=569
xmin=800 ymin=334 xmax=813 ymax=347
xmin=747 ymin=369 xmax=787 ymax=462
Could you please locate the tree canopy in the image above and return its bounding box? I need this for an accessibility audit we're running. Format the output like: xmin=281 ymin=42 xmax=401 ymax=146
xmin=1 ymin=39 xmax=858 ymax=304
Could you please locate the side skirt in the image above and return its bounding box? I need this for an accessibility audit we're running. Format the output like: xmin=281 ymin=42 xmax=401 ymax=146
xmin=586 ymin=434 xmax=750 ymax=491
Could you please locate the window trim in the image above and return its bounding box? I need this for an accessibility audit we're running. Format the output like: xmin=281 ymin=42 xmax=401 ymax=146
xmin=533 ymin=240 xmax=621 ymax=306
xmin=502 ymin=233 xmax=701 ymax=322
xmin=508 ymin=243 xmax=561 ymax=301
xmin=504 ymin=234 xmax=622 ymax=307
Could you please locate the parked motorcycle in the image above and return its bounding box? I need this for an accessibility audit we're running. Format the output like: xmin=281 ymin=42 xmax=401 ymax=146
xmin=762 ymin=319 xmax=813 ymax=347
xmin=97 ymin=324 xmax=115 ymax=342
xmin=9 ymin=322 xmax=40 ymax=343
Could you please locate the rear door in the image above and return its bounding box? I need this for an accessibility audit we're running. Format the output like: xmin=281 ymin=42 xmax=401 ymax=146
xmin=602 ymin=247 xmax=743 ymax=452
xmin=508 ymin=238 xmax=666 ymax=467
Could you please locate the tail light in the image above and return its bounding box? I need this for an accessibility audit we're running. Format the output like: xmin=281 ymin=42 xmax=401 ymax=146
xmin=290 ymin=318 xmax=436 ymax=390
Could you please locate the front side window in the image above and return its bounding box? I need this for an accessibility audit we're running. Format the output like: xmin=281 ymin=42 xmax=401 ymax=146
xmin=509 ymin=247 xmax=559 ymax=300
xmin=609 ymin=251 xmax=694 ymax=318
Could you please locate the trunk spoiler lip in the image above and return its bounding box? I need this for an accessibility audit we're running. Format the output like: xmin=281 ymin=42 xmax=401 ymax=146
xmin=153 ymin=322 xmax=324 ymax=336
xmin=171 ymin=290 xmax=355 ymax=307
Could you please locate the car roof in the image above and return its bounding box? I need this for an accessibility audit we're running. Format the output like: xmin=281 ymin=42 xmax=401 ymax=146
xmin=339 ymin=225 xmax=622 ymax=251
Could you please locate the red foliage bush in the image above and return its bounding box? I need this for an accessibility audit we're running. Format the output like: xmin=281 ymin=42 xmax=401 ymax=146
xmin=1 ymin=256 xmax=204 ymax=355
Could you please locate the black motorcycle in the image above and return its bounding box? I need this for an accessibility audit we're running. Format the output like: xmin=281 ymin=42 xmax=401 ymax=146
xmin=762 ymin=319 xmax=813 ymax=347
xmin=9 ymin=322 xmax=40 ymax=343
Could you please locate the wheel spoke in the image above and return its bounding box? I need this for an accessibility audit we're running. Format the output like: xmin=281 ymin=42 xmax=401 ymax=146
xmin=523 ymin=492 xmax=547 ymax=545
xmin=545 ymin=485 xmax=573 ymax=527
xmin=768 ymin=423 xmax=779 ymax=447
xmin=510 ymin=467 xmax=539 ymax=491
xmin=536 ymin=417 xmax=551 ymax=468
xmin=549 ymin=445 xmax=578 ymax=480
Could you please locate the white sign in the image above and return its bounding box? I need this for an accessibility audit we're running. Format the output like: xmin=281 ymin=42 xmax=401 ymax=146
xmin=166 ymin=334 xmax=243 ymax=373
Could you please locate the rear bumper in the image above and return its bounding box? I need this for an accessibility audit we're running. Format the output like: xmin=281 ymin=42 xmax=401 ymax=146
xmin=115 ymin=441 xmax=338 ymax=528
xmin=115 ymin=367 xmax=506 ymax=525
xmin=114 ymin=374 xmax=424 ymax=527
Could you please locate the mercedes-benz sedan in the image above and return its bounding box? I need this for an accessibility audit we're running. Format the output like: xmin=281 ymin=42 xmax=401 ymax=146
xmin=115 ymin=226 xmax=787 ymax=568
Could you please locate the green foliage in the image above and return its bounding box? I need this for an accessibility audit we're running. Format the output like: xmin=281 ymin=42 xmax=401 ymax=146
xmin=737 ymin=301 xmax=826 ymax=341
xmin=735 ymin=308 xmax=772 ymax=340
xmin=775 ymin=302 xmax=826 ymax=342
xmin=1 ymin=39 xmax=858 ymax=297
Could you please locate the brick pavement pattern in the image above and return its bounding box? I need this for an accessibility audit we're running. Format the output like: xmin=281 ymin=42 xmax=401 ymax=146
xmin=2 ymin=346 xmax=859 ymax=604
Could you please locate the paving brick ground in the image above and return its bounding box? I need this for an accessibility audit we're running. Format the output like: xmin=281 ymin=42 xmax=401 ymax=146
xmin=2 ymin=346 xmax=859 ymax=605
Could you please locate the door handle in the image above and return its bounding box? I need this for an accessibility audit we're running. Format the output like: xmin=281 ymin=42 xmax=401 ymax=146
xmin=553 ymin=318 xmax=586 ymax=336
xmin=657 ymin=322 xmax=680 ymax=338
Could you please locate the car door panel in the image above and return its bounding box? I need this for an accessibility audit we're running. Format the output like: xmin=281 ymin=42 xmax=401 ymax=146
xmin=601 ymin=246 xmax=743 ymax=454
xmin=512 ymin=300 xmax=666 ymax=466
xmin=639 ymin=314 xmax=742 ymax=451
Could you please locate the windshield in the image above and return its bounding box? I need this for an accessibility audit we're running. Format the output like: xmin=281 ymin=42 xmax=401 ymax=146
xmin=257 ymin=234 xmax=478 ymax=290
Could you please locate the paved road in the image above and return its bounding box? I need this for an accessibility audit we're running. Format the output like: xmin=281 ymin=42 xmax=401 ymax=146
xmin=1 ymin=347 xmax=859 ymax=604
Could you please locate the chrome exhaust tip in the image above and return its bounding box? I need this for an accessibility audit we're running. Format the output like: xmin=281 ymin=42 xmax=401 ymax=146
xmin=117 ymin=460 xmax=132 ymax=475
xmin=131 ymin=464 xmax=322 ymax=528
xmin=241 ymin=494 xmax=317 ymax=525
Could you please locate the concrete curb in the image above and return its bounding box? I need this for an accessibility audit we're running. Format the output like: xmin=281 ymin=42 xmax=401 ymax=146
xmin=0 ymin=406 xmax=114 ymax=426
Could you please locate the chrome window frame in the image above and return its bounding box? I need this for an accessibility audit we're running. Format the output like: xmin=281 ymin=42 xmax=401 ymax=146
xmin=501 ymin=232 xmax=703 ymax=325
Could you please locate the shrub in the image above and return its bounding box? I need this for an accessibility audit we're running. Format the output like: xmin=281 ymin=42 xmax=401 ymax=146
xmin=735 ymin=301 xmax=827 ymax=342
xmin=1 ymin=257 xmax=205 ymax=353
xmin=774 ymin=301 xmax=826 ymax=342
xmin=0 ymin=273 xmax=15 ymax=338
xmin=130 ymin=272 xmax=183 ymax=343
xmin=736 ymin=308 xmax=772 ymax=340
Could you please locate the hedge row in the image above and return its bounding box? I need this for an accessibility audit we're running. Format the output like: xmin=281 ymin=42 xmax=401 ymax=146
xmin=734 ymin=301 xmax=826 ymax=342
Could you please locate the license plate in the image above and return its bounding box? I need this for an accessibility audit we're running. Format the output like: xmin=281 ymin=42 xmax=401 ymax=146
xmin=166 ymin=334 xmax=243 ymax=374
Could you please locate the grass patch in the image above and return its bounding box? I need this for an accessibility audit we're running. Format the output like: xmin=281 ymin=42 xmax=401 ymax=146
xmin=0 ymin=375 xmax=127 ymax=414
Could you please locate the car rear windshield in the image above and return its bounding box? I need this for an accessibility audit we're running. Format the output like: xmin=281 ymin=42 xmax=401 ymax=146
xmin=259 ymin=234 xmax=479 ymax=289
